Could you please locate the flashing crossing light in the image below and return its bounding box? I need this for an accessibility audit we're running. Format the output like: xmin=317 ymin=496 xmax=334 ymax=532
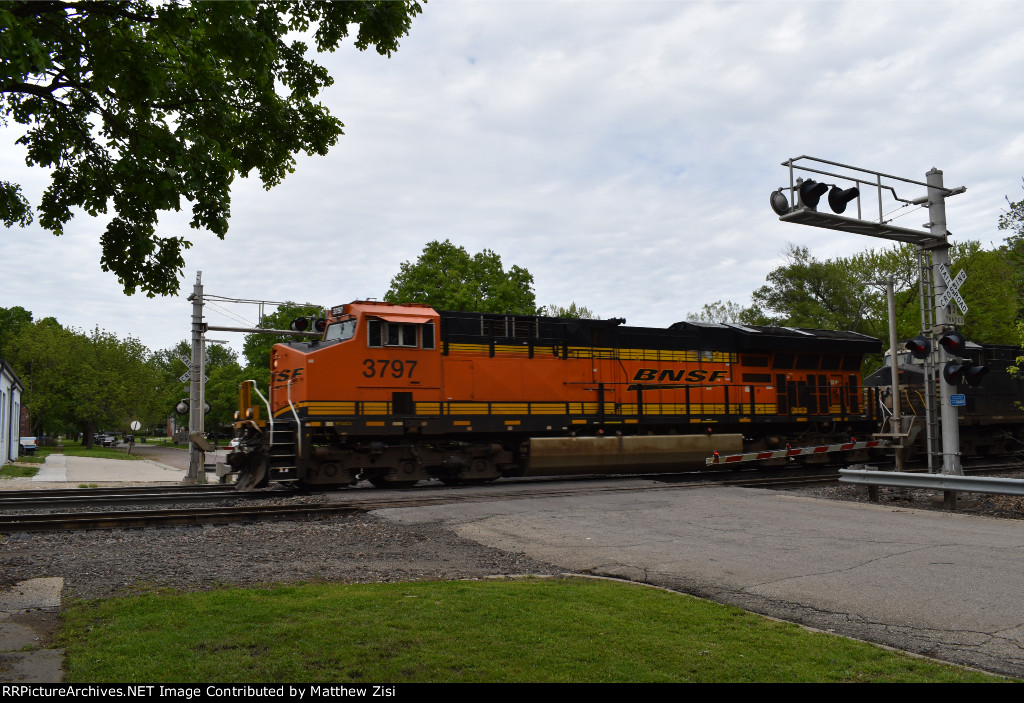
xmin=942 ymin=359 xmax=990 ymax=387
xmin=964 ymin=365 xmax=990 ymax=385
xmin=942 ymin=360 xmax=968 ymax=386
xmin=290 ymin=316 xmax=328 ymax=333
xmin=828 ymin=185 xmax=860 ymax=214
xmin=771 ymin=180 xmax=861 ymax=215
xmin=905 ymin=336 xmax=931 ymax=359
xmin=937 ymin=329 xmax=966 ymax=355
xmin=798 ymin=180 xmax=829 ymax=210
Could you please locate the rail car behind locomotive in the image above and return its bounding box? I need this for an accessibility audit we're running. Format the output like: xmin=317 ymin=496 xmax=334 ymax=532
xmin=864 ymin=341 xmax=1024 ymax=458
xmin=228 ymin=301 xmax=883 ymax=488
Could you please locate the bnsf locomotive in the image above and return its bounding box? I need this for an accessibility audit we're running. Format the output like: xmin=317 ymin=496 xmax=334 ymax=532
xmin=228 ymin=300 xmax=884 ymax=489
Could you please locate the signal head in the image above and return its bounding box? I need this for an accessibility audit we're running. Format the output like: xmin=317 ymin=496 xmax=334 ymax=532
xmin=290 ymin=317 xmax=311 ymax=332
xmin=964 ymin=365 xmax=990 ymax=386
xmin=942 ymin=360 xmax=967 ymax=386
xmin=314 ymin=318 xmax=327 ymax=333
xmin=828 ymin=185 xmax=860 ymax=214
xmin=905 ymin=336 xmax=931 ymax=359
xmin=798 ymin=179 xmax=829 ymax=210
xmin=937 ymin=329 xmax=966 ymax=355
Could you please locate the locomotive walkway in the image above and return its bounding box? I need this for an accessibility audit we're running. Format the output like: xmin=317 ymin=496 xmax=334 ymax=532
xmin=378 ymin=481 xmax=1024 ymax=678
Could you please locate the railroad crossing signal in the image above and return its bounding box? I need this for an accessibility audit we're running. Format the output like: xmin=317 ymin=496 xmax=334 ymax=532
xmin=770 ymin=179 xmax=860 ymax=216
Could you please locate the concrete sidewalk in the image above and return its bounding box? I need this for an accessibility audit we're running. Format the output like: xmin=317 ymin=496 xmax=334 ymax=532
xmin=30 ymin=453 xmax=187 ymax=483
xmin=0 ymin=579 xmax=64 ymax=683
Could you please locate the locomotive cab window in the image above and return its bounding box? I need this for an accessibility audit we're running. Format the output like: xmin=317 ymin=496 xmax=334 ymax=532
xmin=324 ymin=318 xmax=357 ymax=342
xmin=367 ymin=319 xmax=434 ymax=349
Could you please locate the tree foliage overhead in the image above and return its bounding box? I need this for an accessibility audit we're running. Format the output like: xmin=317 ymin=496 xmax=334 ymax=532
xmin=0 ymin=0 xmax=423 ymax=296
xmin=385 ymin=240 xmax=538 ymax=314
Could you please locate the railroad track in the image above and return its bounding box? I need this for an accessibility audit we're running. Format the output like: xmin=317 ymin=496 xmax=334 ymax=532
xmin=0 ymin=470 xmax=843 ymax=533
xmin=2 ymin=461 xmax=1018 ymax=533
xmin=0 ymin=484 xmax=290 ymax=509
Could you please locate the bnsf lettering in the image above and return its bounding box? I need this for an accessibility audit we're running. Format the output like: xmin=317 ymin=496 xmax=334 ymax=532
xmin=632 ymin=369 xmax=728 ymax=383
xmin=273 ymin=368 xmax=304 ymax=383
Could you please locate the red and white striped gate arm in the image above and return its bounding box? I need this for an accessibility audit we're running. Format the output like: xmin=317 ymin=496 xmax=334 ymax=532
xmin=707 ymin=439 xmax=891 ymax=466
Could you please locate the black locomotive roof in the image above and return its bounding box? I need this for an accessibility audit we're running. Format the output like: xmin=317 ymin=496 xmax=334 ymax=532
xmin=439 ymin=310 xmax=880 ymax=355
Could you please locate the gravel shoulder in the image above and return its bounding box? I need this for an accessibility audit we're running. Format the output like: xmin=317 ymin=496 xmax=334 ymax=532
xmin=0 ymin=512 xmax=565 ymax=601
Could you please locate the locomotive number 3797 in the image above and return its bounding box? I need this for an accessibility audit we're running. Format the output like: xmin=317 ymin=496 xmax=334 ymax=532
xmin=362 ymin=358 xmax=418 ymax=379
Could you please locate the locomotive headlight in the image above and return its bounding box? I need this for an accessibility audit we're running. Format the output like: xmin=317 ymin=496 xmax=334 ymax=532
xmin=246 ymin=408 xmax=254 ymax=419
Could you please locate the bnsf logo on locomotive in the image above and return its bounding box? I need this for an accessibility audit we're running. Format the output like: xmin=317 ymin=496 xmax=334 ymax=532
xmin=632 ymin=369 xmax=728 ymax=383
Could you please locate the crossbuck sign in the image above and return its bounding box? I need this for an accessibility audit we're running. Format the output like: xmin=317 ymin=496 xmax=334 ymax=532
xmin=937 ymin=263 xmax=968 ymax=314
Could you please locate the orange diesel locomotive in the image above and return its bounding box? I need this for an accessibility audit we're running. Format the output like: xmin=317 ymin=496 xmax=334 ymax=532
xmin=228 ymin=300 xmax=881 ymax=489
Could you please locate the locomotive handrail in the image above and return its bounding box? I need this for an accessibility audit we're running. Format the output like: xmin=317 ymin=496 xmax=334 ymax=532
xmin=243 ymin=379 xmax=273 ymax=439
xmin=286 ymin=377 xmax=301 ymax=458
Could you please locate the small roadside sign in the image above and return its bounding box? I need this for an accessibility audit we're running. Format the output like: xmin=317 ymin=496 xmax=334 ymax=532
xmin=950 ymin=394 xmax=966 ymax=407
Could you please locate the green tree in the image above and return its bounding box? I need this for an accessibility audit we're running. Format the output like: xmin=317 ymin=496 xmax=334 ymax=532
xmin=152 ymin=340 xmax=246 ymax=438
xmin=746 ymin=241 xmax=1019 ymax=373
xmin=72 ymin=328 xmax=161 ymax=445
xmin=0 ymin=306 xmax=33 ymax=358
xmin=385 ymin=240 xmax=537 ymax=314
xmin=6 ymin=319 xmax=162 ymax=443
xmin=685 ymin=300 xmax=768 ymax=325
xmin=1 ymin=1 xmax=422 ymax=296
xmin=539 ymin=302 xmax=600 ymax=319
xmin=6 ymin=317 xmax=79 ymax=436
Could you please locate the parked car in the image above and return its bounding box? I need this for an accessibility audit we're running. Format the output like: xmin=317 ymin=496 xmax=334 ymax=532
xmin=228 ymin=438 xmax=241 ymax=452
xmin=18 ymin=437 xmax=37 ymax=456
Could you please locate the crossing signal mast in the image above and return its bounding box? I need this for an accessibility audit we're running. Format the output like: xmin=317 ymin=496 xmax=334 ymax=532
xmin=770 ymin=156 xmax=970 ymax=477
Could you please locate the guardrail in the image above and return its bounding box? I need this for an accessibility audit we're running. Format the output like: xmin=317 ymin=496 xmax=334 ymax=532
xmin=839 ymin=468 xmax=1024 ymax=496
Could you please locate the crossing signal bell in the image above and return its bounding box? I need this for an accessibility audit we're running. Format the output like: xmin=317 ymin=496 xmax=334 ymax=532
xmin=770 ymin=179 xmax=860 ymax=216
xmin=174 ymin=399 xmax=211 ymax=414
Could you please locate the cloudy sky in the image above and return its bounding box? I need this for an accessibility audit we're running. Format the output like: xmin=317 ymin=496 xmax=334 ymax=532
xmin=4 ymin=0 xmax=1024 ymax=359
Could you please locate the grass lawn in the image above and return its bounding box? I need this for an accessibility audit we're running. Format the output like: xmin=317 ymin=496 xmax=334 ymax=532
xmin=60 ymin=577 xmax=1004 ymax=683
xmin=0 ymin=463 xmax=39 ymax=478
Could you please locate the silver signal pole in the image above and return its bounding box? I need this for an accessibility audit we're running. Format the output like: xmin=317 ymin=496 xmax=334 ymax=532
xmin=925 ymin=169 xmax=963 ymax=483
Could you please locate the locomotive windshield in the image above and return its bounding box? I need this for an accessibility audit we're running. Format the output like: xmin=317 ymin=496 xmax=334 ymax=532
xmin=324 ymin=318 xmax=357 ymax=342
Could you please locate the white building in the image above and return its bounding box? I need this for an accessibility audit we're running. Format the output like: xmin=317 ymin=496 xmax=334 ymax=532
xmin=1 ymin=360 xmax=24 ymax=463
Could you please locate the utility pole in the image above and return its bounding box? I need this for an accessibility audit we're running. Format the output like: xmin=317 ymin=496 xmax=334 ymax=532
xmin=186 ymin=272 xmax=206 ymax=484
